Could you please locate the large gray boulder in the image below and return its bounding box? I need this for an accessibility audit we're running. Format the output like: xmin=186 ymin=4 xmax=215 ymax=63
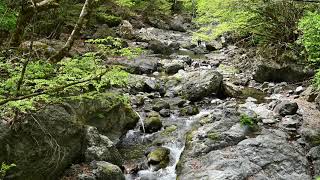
xmin=179 ymin=130 xmax=311 ymax=180
xmin=70 ymin=94 xmax=139 ymax=143
xmin=135 ymin=28 xmax=193 ymax=50
xmin=0 ymin=94 xmax=139 ymax=179
xmin=143 ymin=112 xmax=163 ymax=133
xmin=119 ymin=20 xmax=134 ymax=39
xmin=146 ymin=147 xmax=170 ymax=170
xmin=127 ymin=74 xmax=165 ymax=95
xmin=178 ymin=103 xmax=311 ymax=180
xmin=273 ymin=100 xmax=298 ymax=116
xmin=253 ymin=61 xmax=314 ymax=83
xmin=84 ymin=126 xmax=123 ymax=166
xmin=301 ymin=86 xmax=318 ymax=102
xmin=106 ymin=55 xmax=160 ymax=74
xmin=180 ymin=70 xmax=223 ymax=101
xmin=0 ymin=105 xmax=84 ymax=180
xmin=63 ymin=161 xmax=125 ymax=180
xmin=148 ymin=40 xmax=179 ymax=54
xmin=162 ymin=59 xmax=185 ymax=74
xmin=169 ymin=15 xmax=187 ymax=32
xmin=92 ymin=161 xmax=125 ymax=180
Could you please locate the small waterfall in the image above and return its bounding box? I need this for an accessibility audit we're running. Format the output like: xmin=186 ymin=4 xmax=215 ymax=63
xmin=125 ymin=110 xmax=213 ymax=180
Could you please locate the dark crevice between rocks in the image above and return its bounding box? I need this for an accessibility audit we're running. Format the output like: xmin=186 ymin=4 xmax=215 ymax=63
xmin=307 ymin=155 xmax=315 ymax=178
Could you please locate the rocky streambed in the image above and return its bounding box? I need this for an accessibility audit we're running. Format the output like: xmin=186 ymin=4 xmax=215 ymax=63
xmin=1 ymin=25 xmax=320 ymax=180
xmin=116 ymin=27 xmax=320 ymax=180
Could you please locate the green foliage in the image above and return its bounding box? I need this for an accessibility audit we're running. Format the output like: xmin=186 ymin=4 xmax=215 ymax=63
xmin=95 ymin=6 xmax=123 ymax=27
xmin=121 ymin=0 xmax=173 ymax=16
xmin=194 ymin=0 xmax=315 ymax=47
xmin=115 ymin=0 xmax=136 ymax=7
xmin=0 ymin=162 xmax=16 ymax=179
xmin=194 ymin=0 xmax=255 ymax=41
xmin=240 ymin=114 xmax=256 ymax=128
xmin=86 ymin=37 xmax=144 ymax=59
xmin=0 ymin=52 xmax=129 ymax=116
xmin=0 ymin=1 xmax=17 ymax=32
xmin=298 ymin=12 xmax=320 ymax=89
xmin=298 ymin=12 xmax=320 ymax=63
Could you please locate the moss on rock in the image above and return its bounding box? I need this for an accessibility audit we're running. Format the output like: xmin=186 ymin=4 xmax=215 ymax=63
xmin=180 ymin=105 xmax=199 ymax=116
xmin=147 ymin=147 xmax=170 ymax=169
xmin=144 ymin=112 xmax=163 ymax=133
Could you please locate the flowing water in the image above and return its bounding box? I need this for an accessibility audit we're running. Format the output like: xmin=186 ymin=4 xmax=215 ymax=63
xmin=123 ymin=110 xmax=213 ymax=180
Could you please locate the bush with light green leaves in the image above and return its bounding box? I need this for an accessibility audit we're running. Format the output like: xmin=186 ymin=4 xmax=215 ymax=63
xmin=194 ymin=0 xmax=313 ymax=47
xmin=298 ymin=11 xmax=320 ymax=89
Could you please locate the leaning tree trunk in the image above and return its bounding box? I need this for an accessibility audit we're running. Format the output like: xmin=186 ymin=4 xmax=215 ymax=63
xmin=48 ymin=0 xmax=94 ymax=63
xmin=10 ymin=0 xmax=59 ymax=47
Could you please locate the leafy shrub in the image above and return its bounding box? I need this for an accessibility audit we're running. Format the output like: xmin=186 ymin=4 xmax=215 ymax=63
xmin=195 ymin=0 xmax=315 ymax=47
xmin=298 ymin=12 xmax=320 ymax=89
xmin=96 ymin=13 xmax=122 ymax=27
xmin=115 ymin=0 xmax=136 ymax=7
xmin=194 ymin=0 xmax=255 ymax=42
xmin=240 ymin=114 xmax=256 ymax=128
xmin=298 ymin=12 xmax=320 ymax=64
xmin=86 ymin=37 xmax=144 ymax=59
xmin=0 ymin=162 xmax=16 ymax=179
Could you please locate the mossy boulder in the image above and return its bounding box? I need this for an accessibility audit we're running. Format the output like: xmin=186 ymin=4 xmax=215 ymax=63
xmin=147 ymin=147 xmax=170 ymax=170
xmin=143 ymin=112 xmax=163 ymax=133
xmin=92 ymin=161 xmax=125 ymax=180
xmin=0 ymin=93 xmax=138 ymax=179
xmin=179 ymin=105 xmax=199 ymax=116
xmin=152 ymin=100 xmax=170 ymax=112
xmin=71 ymin=93 xmax=140 ymax=143
xmin=161 ymin=125 xmax=177 ymax=136
xmin=0 ymin=105 xmax=84 ymax=180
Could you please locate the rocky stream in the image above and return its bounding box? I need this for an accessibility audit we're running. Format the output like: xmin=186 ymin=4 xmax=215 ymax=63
xmin=117 ymin=26 xmax=320 ymax=180
xmin=1 ymin=21 xmax=320 ymax=180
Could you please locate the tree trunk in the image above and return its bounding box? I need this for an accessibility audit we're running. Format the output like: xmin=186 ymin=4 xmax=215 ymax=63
xmin=48 ymin=0 xmax=94 ymax=63
xmin=10 ymin=0 xmax=59 ymax=47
